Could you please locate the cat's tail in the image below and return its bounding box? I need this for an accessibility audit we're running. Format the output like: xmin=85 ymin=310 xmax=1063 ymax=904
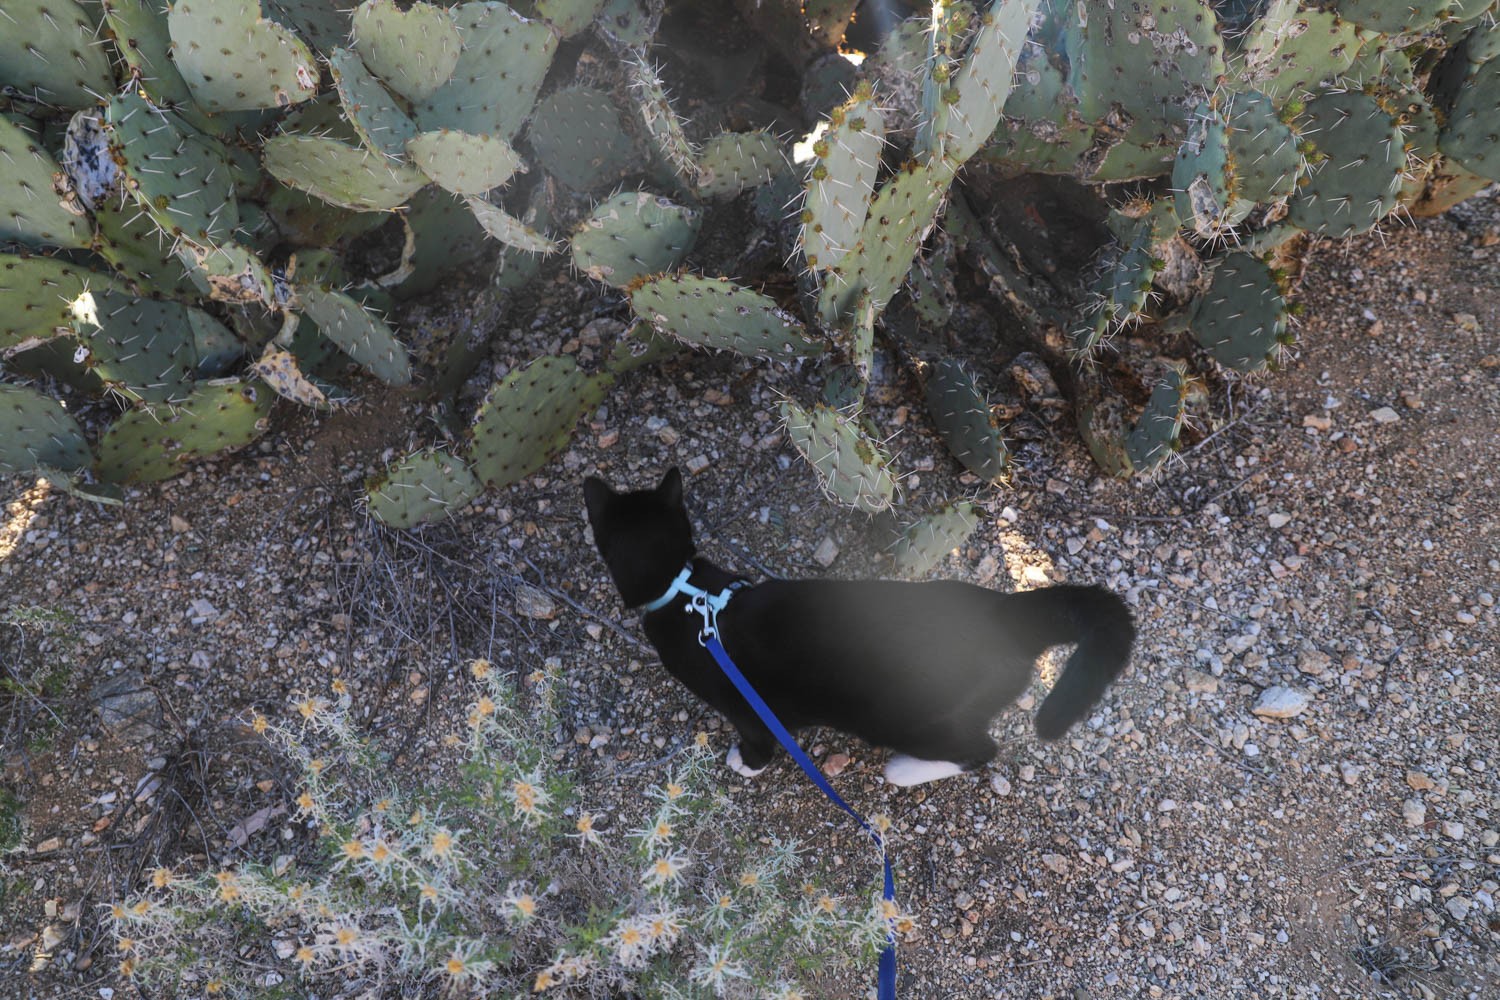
xmin=1006 ymin=584 xmax=1136 ymax=741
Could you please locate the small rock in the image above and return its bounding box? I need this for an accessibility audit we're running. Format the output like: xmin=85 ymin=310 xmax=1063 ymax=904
xmin=685 ymin=454 xmax=711 ymax=475
xmin=1251 ymin=685 xmax=1310 ymax=719
xmin=823 ymin=752 xmax=850 ymax=776
xmin=1370 ymin=406 xmax=1400 ymax=424
xmin=91 ymin=671 xmax=160 ymax=739
xmin=1185 ymin=670 xmax=1219 ymax=694
xmin=1018 ymin=764 xmax=1035 ymax=782
xmin=1441 ymin=821 xmax=1466 ymax=841
xmin=1405 ymin=770 xmax=1436 ymax=792
xmin=990 ymin=774 xmax=1011 ymax=796
xmin=169 ymin=515 xmax=191 ymax=533
xmin=1402 ymin=798 xmax=1426 ymax=827
xmin=1297 ymin=650 xmax=1333 ymax=677
xmin=1338 ymin=762 xmax=1362 ymax=786
xmin=1302 ymin=413 xmax=1332 ymax=431
xmin=1267 ymin=512 xmax=1292 ymax=529
xmin=813 ymin=537 xmax=840 ymax=567
xmin=1040 ymin=853 xmax=1070 ymax=875
xmin=35 ymin=837 xmax=63 ymax=854
xmin=1445 ymin=896 xmax=1471 ymax=921
xmin=515 ymin=584 xmax=557 ymax=620
xmin=187 ymin=598 xmax=218 ymax=623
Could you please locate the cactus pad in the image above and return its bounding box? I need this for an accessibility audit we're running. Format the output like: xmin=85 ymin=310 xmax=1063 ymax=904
xmin=167 ymin=0 xmax=318 ymax=112
xmin=1236 ymin=8 xmax=1371 ymax=101
xmin=779 ymin=399 xmax=897 ymax=513
xmin=1125 ymin=365 xmax=1197 ymax=474
xmin=1078 ymin=217 xmax=1159 ymax=353
xmin=407 ymin=130 xmax=525 ymax=196
xmin=570 ymin=191 xmax=701 ymax=288
xmin=1188 ymin=252 xmax=1288 ymax=373
xmin=350 ymin=0 xmax=463 ymax=103
xmin=365 ymin=448 xmax=481 ymax=527
xmin=263 ymin=134 xmax=429 ymax=212
xmin=0 ymin=383 xmax=91 ymax=475
xmin=295 ymin=284 xmax=412 ymax=386
xmin=0 ymin=115 xmax=90 ymax=249
xmin=527 ymin=88 xmax=634 ymax=192
xmin=925 ymin=359 xmax=1009 ymax=484
xmin=625 ymin=56 xmax=700 ymax=185
xmin=251 ymin=343 xmax=338 ymax=409
xmin=418 ymin=3 xmax=557 ymax=141
xmin=466 ymin=355 xmax=611 ymax=490
xmin=935 ymin=0 xmax=1039 ymax=164
xmin=891 ymin=501 xmax=980 ymax=577
xmin=74 ymin=293 xmax=206 ymax=404
xmin=1439 ymin=57 xmax=1500 ymax=183
xmin=329 ymin=47 xmax=419 ymax=159
xmin=629 ymin=273 xmax=824 ymax=360
xmin=107 ymin=94 xmax=240 ymax=246
xmin=800 ymin=91 xmax=884 ymax=275
xmin=1069 ymin=0 xmax=1224 ymax=130
xmin=1287 ymin=90 xmax=1403 ymax=238
xmin=96 ymin=379 xmax=274 ymax=483
xmin=465 ymin=196 xmax=559 ymax=254
xmin=0 ymin=0 xmax=114 ymax=107
xmin=536 ymin=0 xmax=607 ymax=37
xmin=696 ymin=131 xmax=787 ymax=198
xmin=1 ymin=254 xmax=122 ymax=354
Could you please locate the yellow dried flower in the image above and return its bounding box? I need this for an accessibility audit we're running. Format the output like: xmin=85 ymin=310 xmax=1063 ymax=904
xmin=296 ymin=790 xmax=316 ymax=813
xmin=737 ymin=871 xmax=759 ymax=888
xmin=445 ymin=955 xmax=466 ymax=976
xmin=206 ymin=979 xmax=225 ymax=994
xmin=469 ymin=659 xmax=492 ymax=680
xmin=340 ymin=839 xmax=365 ymax=861
xmin=475 ymin=695 xmax=495 ymax=716
xmin=534 ymin=969 xmax=555 ymax=991
xmin=512 ymin=894 xmax=537 ymax=918
xmin=330 ymin=678 xmax=348 ymax=696
xmin=119 ymin=958 xmax=137 ymax=977
xmin=430 ymin=829 xmax=454 ymax=857
xmin=334 ymin=925 xmax=359 ymax=948
xmin=150 ymin=867 xmax=173 ymax=889
xmin=665 ymin=782 xmax=684 ymax=799
xmin=295 ymin=945 xmax=315 ymax=965
xmin=117 ymin=937 xmax=136 ymax=953
xmin=251 ymin=713 xmax=268 ymax=734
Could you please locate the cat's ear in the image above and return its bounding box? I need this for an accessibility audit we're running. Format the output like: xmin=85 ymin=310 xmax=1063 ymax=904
xmin=656 ymin=467 xmax=684 ymax=509
xmin=583 ymin=476 xmax=615 ymax=529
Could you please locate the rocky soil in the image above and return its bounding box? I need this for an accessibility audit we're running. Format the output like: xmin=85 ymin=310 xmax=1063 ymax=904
xmin=2 ymin=192 xmax=1497 ymax=998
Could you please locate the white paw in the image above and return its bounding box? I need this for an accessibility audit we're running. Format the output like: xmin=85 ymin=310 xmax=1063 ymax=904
xmin=726 ymin=744 xmax=767 ymax=779
xmin=883 ymin=754 xmax=966 ymax=787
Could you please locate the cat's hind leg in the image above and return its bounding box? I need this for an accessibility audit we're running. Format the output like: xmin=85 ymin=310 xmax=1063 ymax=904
xmin=883 ymin=755 xmax=966 ymax=786
xmin=884 ymin=729 xmax=998 ymax=787
xmin=727 ymin=744 xmax=767 ymax=778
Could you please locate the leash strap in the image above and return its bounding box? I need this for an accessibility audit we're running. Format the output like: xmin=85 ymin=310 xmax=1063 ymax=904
xmin=703 ymin=634 xmax=898 ymax=1000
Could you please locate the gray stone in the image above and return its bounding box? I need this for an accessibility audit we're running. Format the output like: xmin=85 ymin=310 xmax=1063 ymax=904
xmin=1251 ymin=685 xmax=1310 ymax=719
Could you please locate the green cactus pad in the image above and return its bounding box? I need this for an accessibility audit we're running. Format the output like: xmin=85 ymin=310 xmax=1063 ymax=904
xmin=1287 ymin=90 xmax=1403 ymax=238
xmin=0 ymin=115 xmax=90 ymax=250
xmin=103 ymin=0 xmax=196 ymax=108
xmin=935 ymin=0 xmax=1039 ymax=164
xmin=263 ymin=134 xmax=429 ymax=212
xmin=106 ymin=94 xmax=241 ymax=247
xmin=597 ymin=0 xmax=656 ymax=46
xmin=0 ymin=383 xmax=91 ymax=475
xmin=74 ymin=293 xmax=207 ymax=404
xmin=570 ymin=191 xmax=702 ymax=288
xmin=1069 ymin=0 xmax=1224 ymax=130
xmin=466 ymin=355 xmax=611 ymax=489
xmin=1078 ymin=217 xmax=1158 ymax=353
xmin=418 ymin=3 xmax=557 ymax=141
xmin=1224 ymin=89 xmax=1302 ymax=208
xmin=625 ymin=55 xmax=700 ymax=185
xmin=1125 ymin=365 xmax=1197 ymax=474
xmin=365 ymin=448 xmax=481 ymax=527
xmin=527 ymin=88 xmax=634 ymax=192
xmin=801 ymin=92 xmax=884 ymax=275
xmin=1333 ymin=0 xmax=1452 ymax=34
xmin=779 ymin=399 xmax=897 ymax=513
xmin=925 ymin=359 xmax=1010 ymax=484
xmin=329 ymin=47 xmax=419 ymax=160
xmin=179 ymin=241 xmax=277 ymax=306
xmin=891 ymin=501 xmax=981 ymax=577
xmin=1236 ymin=7 xmax=1372 ymax=101
xmin=604 ymin=321 xmax=681 ymax=375
xmin=629 ymin=273 xmax=824 ymax=360
xmin=398 ymin=186 xmax=491 ymax=297
xmin=265 ymin=0 xmax=355 ymax=52
xmin=465 ymin=195 xmax=558 ymax=254
xmin=1 ymin=254 xmax=123 ymax=354
xmin=1172 ymin=106 xmax=1236 ymax=239
xmin=295 ymin=283 xmax=412 ymax=386
xmin=536 ymin=0 xmax=607 ymax=36
xmin=696 ymin=130 xmax=787 ymax=198
xmin=0 ymin=0 xmax=114 ymax=108
xmin=1188 ymin=252 xmax=1288 ymax=373
xmin=350 ymin=0 xmax=463 ymax=103
xmin=819 ymin=159 xmax=950 ymax=326
xmin=407 ymin=130 xmax=526 ymax=196
xmin=96 ymin=379 xmax=274 ymax=483
xmin=1440 ymin=57 xmax=1500 ymax=183
xmin=167 ymin=0 xmax=319 ymax=112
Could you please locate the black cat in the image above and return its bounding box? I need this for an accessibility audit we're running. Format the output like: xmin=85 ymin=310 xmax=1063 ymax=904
xmin=583 ymin=469 xmax=1136 ymax=786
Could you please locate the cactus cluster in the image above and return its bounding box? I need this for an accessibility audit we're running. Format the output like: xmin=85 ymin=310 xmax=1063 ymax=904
xmin=2 ymin=0 xmax=1496 ymax=524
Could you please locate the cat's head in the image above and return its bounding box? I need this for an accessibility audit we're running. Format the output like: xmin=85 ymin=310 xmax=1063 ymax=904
xmin=583 ymin=468 xmax=696 ymax=608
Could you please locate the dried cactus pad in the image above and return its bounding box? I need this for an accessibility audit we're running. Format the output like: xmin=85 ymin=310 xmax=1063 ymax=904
xmin=0 ymin=383 xmax=92 ymax=475
xmin=630 ymin=273 xmax=824 ymax=360
xmin=167 ymin=0 xmax=319 ymax=112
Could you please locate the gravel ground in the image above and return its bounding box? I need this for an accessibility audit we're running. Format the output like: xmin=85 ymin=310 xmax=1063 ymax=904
xmin=2 ymin=192 xmax=1497 ymax=999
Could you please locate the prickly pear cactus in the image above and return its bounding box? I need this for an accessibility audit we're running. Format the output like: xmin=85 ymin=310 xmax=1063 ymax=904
xmin=466 ymin=356 xmax=612 ymax=490
xmin=0 ymin=116 xmax=90 ymax=249
xmin=350 ymin=0 xmax=463 ymax=103
xmin=528 ymin=88 xmax=635 ymax=192
xmin=0 ymin=0 xmax=115 ymax=107
xmin=365 ymin=448 xmax=481 ymax=528
xmin=1125 ymin=365 xmax=1199 ymax=474
xmin=800 ymin=87 xmax=885 ymax=275
xmin=295 ymin=284 xmax=412 ymax=387
xmin=779 ymin=399 xmax=897 ymax=513
xmin=0 ymin=383 xmax=92 ymax=475
xmin=630 ymin=274 xmax=825 ymax=360
xmin=1 ymin=256 xmax=123 ymax=354
xmin=407 ymin=131 xmax=526 ymax=197
xmin=695 ymin=131 xmax=788 ymax=199
xmin=570 ymin=192 xmax=701 ymax=288
xmin=263 ymin=134 xmax=428 ymax=212
xmin=167 ymin=0 xmax=318 ymax=112
xmin=95 ymin=379 xmax=274 ymax=484
xmin=1188 ymin=252 xmax=1289 ymax=373
xmin=924 ymin=360 xmax=1010 ymax=484
xmin=891 ymin=501 xmax=981 ymax=577
xmin=1287 ymin=90 xmax=1404 ymax=238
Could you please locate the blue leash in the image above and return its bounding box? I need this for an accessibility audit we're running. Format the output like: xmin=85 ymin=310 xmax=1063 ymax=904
xmin=703 ymin=633 xmax=899 ymax=1000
